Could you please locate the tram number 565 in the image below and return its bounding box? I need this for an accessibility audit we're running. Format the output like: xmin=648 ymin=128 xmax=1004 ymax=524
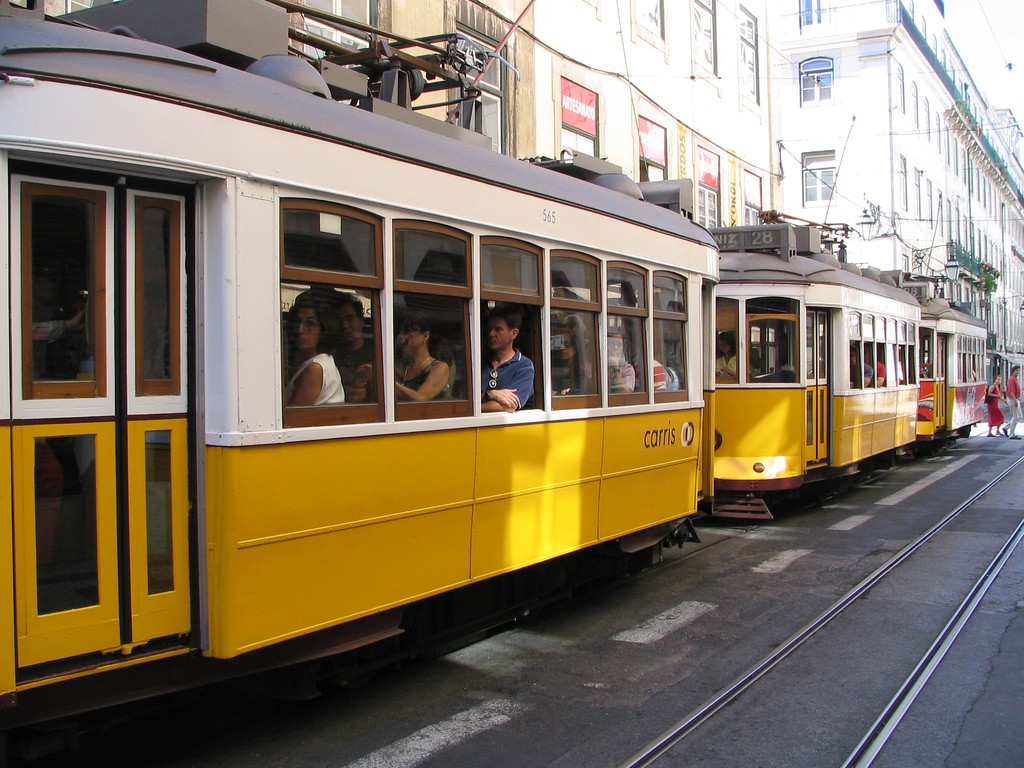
xmin=542 ymin=208 xmax=557 ymax=224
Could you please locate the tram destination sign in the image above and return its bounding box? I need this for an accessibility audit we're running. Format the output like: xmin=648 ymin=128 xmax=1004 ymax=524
xmin=710 ymin=224 xmax=797 ymax=259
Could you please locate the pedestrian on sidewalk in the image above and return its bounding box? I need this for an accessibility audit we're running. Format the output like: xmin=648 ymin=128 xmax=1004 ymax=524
xmin=1004 ymin=365 xmax=1022 ymax=439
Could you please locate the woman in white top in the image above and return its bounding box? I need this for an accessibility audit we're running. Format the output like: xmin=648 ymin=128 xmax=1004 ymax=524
xmin=285 ymin=290 xmax=346 ymax=406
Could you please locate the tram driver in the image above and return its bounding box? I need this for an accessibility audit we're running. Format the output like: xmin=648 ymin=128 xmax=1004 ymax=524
xmin=482 ymin=304 xmax=534 ymax=412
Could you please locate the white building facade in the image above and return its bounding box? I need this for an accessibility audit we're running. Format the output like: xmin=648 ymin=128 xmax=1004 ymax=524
xmin=773 ymin=0 xmax=1024 ymax=368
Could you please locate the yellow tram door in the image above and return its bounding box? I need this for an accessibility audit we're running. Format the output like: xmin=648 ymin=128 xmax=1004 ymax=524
xmin=804 ymin=309 xmax=829 ymax=466
xmin=9 ymin=179 xmax=192 ymax=672
xmin=933 ymin=334 xmax=949 ymax=431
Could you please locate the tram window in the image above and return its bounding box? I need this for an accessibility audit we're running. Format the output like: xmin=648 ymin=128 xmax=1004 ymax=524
xmin=716 ymin=297 xmax=739 ymax=383
xmin=746 ymin=297 xmax=798 ymax=383
xmin=653 ymin=273 xmax=687 ymax=399
xmin=395 ymin=293 xmax=467 ymax=405
xmin=282 ymin=203 xmax=380 ymax=278
xmin=281 ymin=201 xmax=384 ymax=426
xmin=21 ymin=183 xmax=107 ymax=400
xmin=551 ymin=252 xmax=600 ymax=408
xmin=481 ymin=238 xmax=542 ymax=411
xmin=863 ymin=343 xmax=876 ymax=387
xmin=608 ymin=265 xmax=648 ymax=402
xmin=919 ymin=328 xmax=933 ymax=379
xmin=34 ymin=434 xmax=99 ymax=615
xmin=135 ymin=196 xmax=182 ymax=396
xmin=393 ymin=223 xmax=472 ymax=420
xmin=850 ymin=342 xmax=864 ymax=389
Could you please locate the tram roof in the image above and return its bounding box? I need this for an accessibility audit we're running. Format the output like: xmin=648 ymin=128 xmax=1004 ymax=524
xmin=919 ymin=298 xmax=987 ymax=329
xmin=0 ymin=16 xmax=716 ymax=251
xmin=719 ymin=251 xmax=919 ymax=307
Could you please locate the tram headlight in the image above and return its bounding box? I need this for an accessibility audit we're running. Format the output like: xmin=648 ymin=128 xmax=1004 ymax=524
xmin=753 ymin=462 xmax=765 ymax=473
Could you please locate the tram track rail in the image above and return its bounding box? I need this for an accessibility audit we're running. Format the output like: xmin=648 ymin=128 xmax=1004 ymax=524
xmin=618 ymin=453 xmax=1024 ymax=768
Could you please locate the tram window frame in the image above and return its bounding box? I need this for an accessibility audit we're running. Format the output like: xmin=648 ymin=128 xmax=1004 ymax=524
xmin=280 ymin=199 xmax=385 ymax=427
xmin=551 ymin=251 xmax=601 ymax=409
xmin=652 ymin=272 xmax=688 ymax=401
xmin=480 ymin=237 xmax=543 ymax=412
xmin=849 ymin=311 xmax=863 ymax=389
xmin=607 ymin=263 xmax=648 ymax=405
xmin=21 ymin=181 xmax=108 ymax=401
xmin=919 ymin=327 xmax=933 ymax=379
xmin=746 ymin=297 xmax=799 ymax=383
xmin=716 ymin=296 xmax=739 ymax=384
xmin=393 ymin=221 xmax=473 ymax=421
xmin=134 ymin=195 xmax=182 ymax=398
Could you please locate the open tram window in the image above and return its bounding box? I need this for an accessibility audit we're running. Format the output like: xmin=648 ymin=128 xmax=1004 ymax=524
xmin=607 ymin=264 xmax=648 ymax=404
xmin=653 ymin=272 xmax=687 ymax=399
xmin=21 ymin=182 xmax=107 ymax=400
xmin=849 ymin=312 xmax=863 ymax=389
xmin=281 ymin=200 xmax=383 ymax=426
xmin=394 ymin=222 xmax=472 ymax=419
xmin=551 ymin=252 xmax=600 ymax=408
xmin=746 ymin=297 xmax=798 ymax=383
xmin=480 ymin=238 xmax=542 ymax=411
xmin=715 ymin=296 xmax=739 ymax=383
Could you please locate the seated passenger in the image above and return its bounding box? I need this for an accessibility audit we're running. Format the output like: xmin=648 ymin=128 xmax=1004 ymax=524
xmin=483 ymin=304 xmax=534 ymax=412
xmin=715 ymin=332 xmax=738 ymax=382
xmin=334 ymin=292 xmax=375 ymax=403
xmin=608 ymin=331 xmax=636 ymax=393
xmin=285 ymin=290 xmax=346 ymax=406
xmin=395 ymin=312 xmax=451 ymax=402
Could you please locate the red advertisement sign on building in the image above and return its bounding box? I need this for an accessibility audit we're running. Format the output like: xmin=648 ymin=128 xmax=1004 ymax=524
xmin=561 ymin=78 xmax=598 ymax=135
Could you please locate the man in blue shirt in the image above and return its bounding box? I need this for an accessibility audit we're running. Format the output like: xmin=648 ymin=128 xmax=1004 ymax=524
xmin=482 ymin=305 xmax=534 ymax=412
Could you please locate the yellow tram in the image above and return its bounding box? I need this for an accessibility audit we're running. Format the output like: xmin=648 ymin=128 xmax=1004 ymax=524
xmin=915 ymin=298 xmax=986 ymax=445
xmin=709 ymin=225 xmax=921 ymax=517
xmin=0 ymin=0 xmax=716 ymax=737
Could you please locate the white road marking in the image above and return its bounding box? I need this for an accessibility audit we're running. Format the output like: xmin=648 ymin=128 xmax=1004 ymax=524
xmin=829 ymin=514 xmax=873 ymax=531
xmin=875 ymin=455 xmax=980 ymax=506
xmin=752 ymin=549 xmax=813 ymax=574
xmin=613 ymin=601 xmax=717 ymax=644
xmin=347 ymin=699 xmax=524 ymax=768
xmin=822 ymin=503 xmax=858 ymax=509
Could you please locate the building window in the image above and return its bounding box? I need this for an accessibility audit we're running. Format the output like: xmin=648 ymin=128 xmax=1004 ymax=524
xmin=895 ymin=63 xmax=905 ymax=113
xmin=914 ymin=169 xmax=922 ymax=219
xmin=561 ymin=78 xmax=599 ymax=156
xmin=799 ymin=0 xmax=824 ymax=26
xmin=743 ymin=171 xmax=762 ymax=225
xmin=802 ymin=151 xmax=835 ymax=204
xmin=924 ymin=97 xmax=930 ymax=140
xmin=898 ymin=155 xmax=908 ymax=210
xmin=800 ymin=57 xmax=833 ymax=105
xmin=461 ymin=29 xmax=507 ymax=154
xmin=739 ymin=9 xmax=759 ymax=103
xmin=638 ymin=117 xmax=667 ymax=182
xmin=927 ymin=179 xmax=934 ymax=225
xmin=697 ymin=147 xmax=720 ymax=228
xmin=694 ymin=0 xmax=717 ymax=74
xmin=300 ymin=0 xmax=374 ymax=53
xmin=636 ymin=0 xmax=664 ymax=39
xmin=911 ymin=83 xmax=919 ymax=128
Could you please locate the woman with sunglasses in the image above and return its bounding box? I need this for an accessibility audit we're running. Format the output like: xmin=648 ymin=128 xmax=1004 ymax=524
xmin=395 ymin=312 xmax=451 ymax=402
xmin=285 ymin=289 xmax=346 ymax=406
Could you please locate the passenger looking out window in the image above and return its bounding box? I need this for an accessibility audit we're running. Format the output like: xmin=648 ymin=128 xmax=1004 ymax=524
xmin=608 ymin=331 xmax=636 ymax=392
xmin=482 ymin=304 xmax=534 ymax=412
xmin=333 ymin=292 xmax=375 ymax=403
xmin=715 ymin=331 xmax=738 ymax=381
xmin=284 ymin=289 xmax=346 ymax=406
xmin=394 ymin=312 xmax=451 ymax=402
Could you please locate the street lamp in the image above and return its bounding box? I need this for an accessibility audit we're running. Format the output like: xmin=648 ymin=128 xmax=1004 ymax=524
xmin=944 ymin=254 xmax=960 ymax=282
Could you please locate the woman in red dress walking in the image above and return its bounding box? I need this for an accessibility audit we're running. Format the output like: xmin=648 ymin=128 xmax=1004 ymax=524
xmin=986 ymin=373 xmax=1006 ymax=436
